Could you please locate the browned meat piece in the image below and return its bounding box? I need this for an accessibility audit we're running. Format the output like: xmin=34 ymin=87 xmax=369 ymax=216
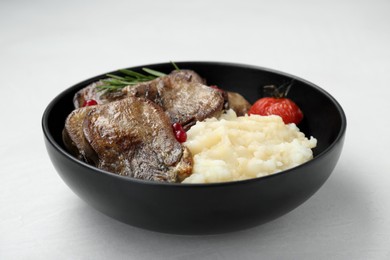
xmin=73 ymin=70 xmax=225 ymax=129
xmin=168 ymin=69 xmax=206 ymax=84
xmin=123 ymin=70 xmax=224 ymax=129
xmin=62 ymin=106 xmax=98 ymax=165
xmin=73 ymin=70 xmax=205 ymax=108
xmin=226 ymin=91 xmax=252 ymax=116
xmin=73 ymin=81 xmax=126 ymax=109
xmin=64 ymin=97 xmax=193 ymax=182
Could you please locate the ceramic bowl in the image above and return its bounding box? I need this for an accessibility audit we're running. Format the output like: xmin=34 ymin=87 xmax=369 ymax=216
xmin=42 ymin=62 xmax=346 ymax=235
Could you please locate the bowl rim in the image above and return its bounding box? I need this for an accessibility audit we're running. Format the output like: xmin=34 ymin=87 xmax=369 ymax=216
xmin=42 ymin=61 xmax=347 ymax=188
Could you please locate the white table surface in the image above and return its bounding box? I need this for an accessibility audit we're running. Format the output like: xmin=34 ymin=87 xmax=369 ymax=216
xmin=1 ymin=0 xmax=390 ymax=259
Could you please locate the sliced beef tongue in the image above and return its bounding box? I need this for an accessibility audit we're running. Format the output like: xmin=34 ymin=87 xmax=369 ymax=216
xmin=73 ymin=70 xmax=225 ymax=129
xmin=73 ymin=70 xmax=205 ymax=109
xmin=123 ymin=70 xmax=225 ymax=129
xmin=63 ymin=97 xmax=193 ymax=182
xmin=73 ymin=81 xmax=126 ymax=109
xmin=62 ymin=106 xmax=98 ymax=165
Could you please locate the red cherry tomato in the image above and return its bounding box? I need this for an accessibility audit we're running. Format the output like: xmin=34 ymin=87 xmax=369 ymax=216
xmin=249 ymin=97 xmax=303 ymax=125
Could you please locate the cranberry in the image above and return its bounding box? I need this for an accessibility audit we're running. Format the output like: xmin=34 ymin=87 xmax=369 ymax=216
xmin=172 ymin=122 xmax=184 ymax=132
xmin=175 ymin=129 xmax=187 ymax=143
xmin=172 ymin=123 xmax=187 ymax=143
xmin=82 ymin=99 xmax=98 ymax=107
xmin=210 ymin=85 xmax=223 ymax=92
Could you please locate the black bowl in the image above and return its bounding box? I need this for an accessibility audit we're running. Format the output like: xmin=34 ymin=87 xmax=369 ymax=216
xmin=42 ymin=62 xmax=346 ymax=235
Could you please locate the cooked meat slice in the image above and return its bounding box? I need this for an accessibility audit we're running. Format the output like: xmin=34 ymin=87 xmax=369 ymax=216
xmin=73 ymin=81 xmax=126 ymax=108
xmin=166 ymin=69 xmax=206 ymax=84
xmin=82 ymin=97 xmax=193 ymax=182
xmin=226 ymin=91 xmax=252 ymax=116
xmin=73 ymin=70 xmax=224 ymax=129
xmin=62 ymin=106 xmax=98 ymax=165
xmin=73 ymin=70 xmax=205 ymax=109
xmin=123 ymin=70 xmax=224 ymax=129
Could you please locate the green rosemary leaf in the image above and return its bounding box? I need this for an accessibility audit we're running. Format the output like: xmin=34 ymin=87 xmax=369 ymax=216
xmin=103 ymin=78 xmax=134 ymax=86
xmin=142 ymin=68 xmax=166 ymax=77
xmin=119 ymin=69 xmax=146 ymax=79
xmin=171 ymin=61 xmax=180 ymax=70
xmin=97 ymin=63 xmax=177 ymax=92
xmin=105 ymin=74 xmax=126 ymax=80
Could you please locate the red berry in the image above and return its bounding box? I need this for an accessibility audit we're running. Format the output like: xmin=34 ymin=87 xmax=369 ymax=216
xmin=210 ymin=85 xmax=223 ymax=92
xmin=249 ymin=97 xmax=303 ymax=124
xmin=172 ymin=123 xmax=187 ymax=143
xmin=172 ymin=122 xmax=184 ymax=132
xmin=175 ymin=130 xmax=187 ymax=143
xmin=82 ymin=99 xmax=98 ymax=107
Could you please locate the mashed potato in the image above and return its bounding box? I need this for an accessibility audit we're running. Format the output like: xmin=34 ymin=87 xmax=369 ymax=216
xmin=182 ymin=109 xmax=317 ymax=184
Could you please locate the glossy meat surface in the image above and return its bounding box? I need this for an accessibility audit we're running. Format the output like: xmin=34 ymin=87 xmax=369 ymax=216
xmin=62 ymin=106 xmax=98 ymax=164
xmin=73 ymin=70 xmax=225 ymax=129
xmin=123 ymin=70 xmax=225 ymax=129
xmin=64 ymin=97 xmax=193 ymax=182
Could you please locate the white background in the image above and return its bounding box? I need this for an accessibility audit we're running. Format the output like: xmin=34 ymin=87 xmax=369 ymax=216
xmin=1 ymin=0 xmax=390 ymax=259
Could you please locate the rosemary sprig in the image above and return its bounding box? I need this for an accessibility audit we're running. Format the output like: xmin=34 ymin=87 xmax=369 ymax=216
xmin=97 ymin=62 xmax=180 ymax=92
xmin=263 ymin=80 xmax=295 ymax=98
xmin=171 ymin=61 xmax=180 ymax=70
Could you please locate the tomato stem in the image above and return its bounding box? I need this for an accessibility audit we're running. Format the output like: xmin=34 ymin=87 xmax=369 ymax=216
xmin=263 ymin=80 xmax=295 ymax=98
